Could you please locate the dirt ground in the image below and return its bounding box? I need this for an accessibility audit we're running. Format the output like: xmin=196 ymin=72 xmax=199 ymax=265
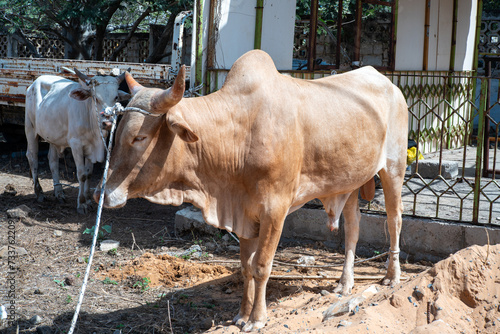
xmin=0 ymin=143 xmax=499 ymax=333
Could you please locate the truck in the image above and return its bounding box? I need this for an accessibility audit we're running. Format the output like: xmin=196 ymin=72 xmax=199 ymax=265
xmin=0 ymin=57 xmax=190 ymax=127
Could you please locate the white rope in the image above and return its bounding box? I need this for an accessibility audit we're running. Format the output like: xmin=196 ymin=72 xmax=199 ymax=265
xmin=67 ymin=82 xmax=204 ymax=333
xmin=67 ymin=92 xmax=118 ymax=334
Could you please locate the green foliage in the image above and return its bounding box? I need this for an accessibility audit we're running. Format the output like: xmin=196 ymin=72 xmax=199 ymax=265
xmin=53 ymin=279 xmax=65 ymax=288
xmin=83 ymin=224 xmax=112 ymax=240
xmin=102 ymin=277 xmax=118 ymax=285
xmin=133 ymin=277 xmax=151 ymax=292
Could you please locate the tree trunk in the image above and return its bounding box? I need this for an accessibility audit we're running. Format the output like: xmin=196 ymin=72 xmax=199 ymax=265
xmin=145 ymin=8 xmax=180 ymax=63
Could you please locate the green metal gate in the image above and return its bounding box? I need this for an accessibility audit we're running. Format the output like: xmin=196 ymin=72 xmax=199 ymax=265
xmin=368 ymin=72 xmax=500 ymax=226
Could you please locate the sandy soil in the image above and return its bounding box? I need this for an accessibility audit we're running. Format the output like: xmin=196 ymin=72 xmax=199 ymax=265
xmin=0 ymin=150 xmax=499 ymax=333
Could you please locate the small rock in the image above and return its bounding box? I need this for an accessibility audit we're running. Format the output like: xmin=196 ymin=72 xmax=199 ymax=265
xmin=30 ymin=315 xmax=43 ymax=325
xmin=224 ymin=288 xmax=233 ymax=294
xmin=337 ymin=320 xmax=351 ymax=327
xmin=112 ymin=330 xmax=122 ymax=334
xmin=64 ymin=276 xmax=75 ymax=286
xmin=297 ymin=255 xmax=315 ymax=266
xmin=201 ymin=318 xmax=213 ymax=330
xmin=227 ymin=245 xmax=240 ymax=252
xmin=176 ymin=244 xmax=203 ymax=259
xmin=0 ymin=245 xmax=28 ymax=258
xmin=6 ymin=204 xmax=31 ymax=218
xmin=320 ymin=290 xmax=330 ymax=296
xmin=3 ymin=184 xmax=17 ymax=196
xmin=205 ymin=242 xmax=216 ymax=251
xmin=413 ymin=286 xmax=424 ymax=300
xmin=34 ymin=289 xmax=43 ymax=295
xmin=323 ymin=294 xmax=365 ymax=321
xmin=222 ymin=234 xmax=231 ymax=242
xmin=53 ymin=230 xmax=63 ymax=237
xmin=100 ymin=240 xmax=120 ymax=252
xmin=390 ymin=294 xmax=405 ymax=308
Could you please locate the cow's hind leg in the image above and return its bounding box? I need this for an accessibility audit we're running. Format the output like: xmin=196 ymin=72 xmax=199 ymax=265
xmin=378 ymin=163 xmax=405 ymax=286
xmin=334 ymin=189 xmax=360 ymax=295
xmin=48 ymin=144 xmax=65 ymax=203
xmin=233 ymin=237 xmax=258 ymax=327
xmin=25 ymin=126 xmax=44 ymax=202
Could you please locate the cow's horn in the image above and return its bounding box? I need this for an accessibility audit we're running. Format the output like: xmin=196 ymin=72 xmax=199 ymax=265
xmin=125 ymin=71 xmax=144 ymax=95
xmin=117 ymin=67 xmax=131 ymax=84
xmin=151 ymin=65 xmax=186 ymax=112
xmin=74 ymin=68 xmax=91 ymax=85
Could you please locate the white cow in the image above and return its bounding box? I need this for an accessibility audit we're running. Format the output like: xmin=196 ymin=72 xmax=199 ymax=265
xmin=25 ymin=69 xmax=130 ymax=213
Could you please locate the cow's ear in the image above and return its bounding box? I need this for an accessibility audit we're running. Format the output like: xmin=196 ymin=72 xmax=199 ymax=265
xmin=166 ymin=112 xmax=199 ymax=143
xmin=117 ymin=90 xmax=131 ymax=102
xmin=69 ymin=88 xmax=91 ymax=101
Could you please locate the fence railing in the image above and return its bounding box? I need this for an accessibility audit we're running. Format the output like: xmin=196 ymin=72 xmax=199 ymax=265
xmin=369 ymin=74 xmax=500 ymax=226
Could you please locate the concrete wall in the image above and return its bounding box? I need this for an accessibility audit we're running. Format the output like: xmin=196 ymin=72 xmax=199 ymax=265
xmin=176 ymin=206 xmax=500 ymax=263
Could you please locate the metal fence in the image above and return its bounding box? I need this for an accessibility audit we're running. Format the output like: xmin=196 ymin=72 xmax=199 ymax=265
xmin=365 ymin=73 xmax=500 ymax=227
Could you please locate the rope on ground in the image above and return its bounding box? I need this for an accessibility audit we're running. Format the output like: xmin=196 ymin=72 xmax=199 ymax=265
xmin=67 ymin=100 xmax=118 ymax=334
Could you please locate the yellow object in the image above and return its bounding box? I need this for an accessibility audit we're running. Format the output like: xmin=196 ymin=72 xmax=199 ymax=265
xmin=407 ymin=147 xmax=424 ymax=165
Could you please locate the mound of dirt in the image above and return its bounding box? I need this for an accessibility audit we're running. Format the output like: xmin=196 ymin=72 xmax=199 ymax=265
xmin=97 ymin=244 xmax=500 ymax=333
xmin=205 ymin=244 xmax=500 ymax=333
xmin=98 ymin=252 xmax=235 ymax=289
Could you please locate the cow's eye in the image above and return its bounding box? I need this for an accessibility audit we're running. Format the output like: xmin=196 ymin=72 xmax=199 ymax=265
xmin=132 ymin=136 xmax=146 ymax=144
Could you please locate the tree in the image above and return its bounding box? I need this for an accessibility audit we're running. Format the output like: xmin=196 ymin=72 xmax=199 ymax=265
xmin=0 ymin=0 xmax=192 ymax=62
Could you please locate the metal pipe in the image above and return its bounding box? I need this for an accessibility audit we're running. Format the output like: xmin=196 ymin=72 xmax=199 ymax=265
xmin=472 ymin=0 xmax=483 ymax=74
xmin=423 ymin=0 xmax=430 ymax=70
xmin=389 ymin=1 xmax=396 ymax=70
xmin=449 ymin=0 xmax=458 ymax=72
xmin=483 ymin=58 xmax=492 ymax=177
xmin=195 ymin=0 xmax=204 ymax=90
xmin=473 ymin=78 xmax=487 ymax=223
xmin=353 ymin=0 xmax=362 ymax=65
xmin=336 ymin=0 xmax=343 ymax=69
xmin=254 ymin=0 xmax=264 ymax=49
xmin=308 ymin=0 xmax=319 ymax=71
xmin=206 ymin=0 xmax=218 ymax=93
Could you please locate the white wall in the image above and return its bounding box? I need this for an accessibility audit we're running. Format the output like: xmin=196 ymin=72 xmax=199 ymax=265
xmin=192 ymin=0 xmax=295 ymax=75
xmin=395 ymin=0 xmax=477 ymax=71
xmin=395 ymin=0 xmax=425 ymax=70
xmin=455 ymin=0 xmax=477 ymax=71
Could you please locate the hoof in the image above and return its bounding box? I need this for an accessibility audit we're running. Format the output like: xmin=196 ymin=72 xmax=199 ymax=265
xmin=36 ymin=194 xmax=45 ymax=203
xmin=77 ymin=204 xmax=88 ymax=215
xmin=233 ymin=314 xmax=247 ymax=327
xmin=334 ymin=282 xmax=353 ymax=296
xmin=382 ymin=276 xmax=400 ymax=287
xmin=242 ymin=321 xmax=265 ymax=332
xmin=56 ymin=195 xmax=66 ymax=204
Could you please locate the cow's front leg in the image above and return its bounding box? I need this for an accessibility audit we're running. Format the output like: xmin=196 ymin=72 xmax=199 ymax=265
xmin=83 ymin=157 xmax=95 ymax=209
xmin=241 ymin=212 xmax=285 ymax=332
xmin=48 ymin=145 xmax=65 ymax=203
xmin=71 ymin=146 xmax=88 ymax=214
xmin=334 ymin=190 xmax=360 ymax=295
xmin=233 ymin=238 xmax=258 ymax=327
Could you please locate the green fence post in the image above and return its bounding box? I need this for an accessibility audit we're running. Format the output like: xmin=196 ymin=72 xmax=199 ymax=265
xmin=473 ymin=78 xmax=487 ymax=223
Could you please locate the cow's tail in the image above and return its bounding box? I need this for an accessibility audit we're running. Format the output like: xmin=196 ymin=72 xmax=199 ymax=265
xmin=360 ymin=177 xmax=375 ymax=202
